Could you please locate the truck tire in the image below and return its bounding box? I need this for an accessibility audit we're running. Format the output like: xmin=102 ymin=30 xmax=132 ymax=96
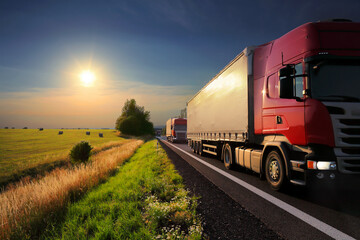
xmin=193 ymin=141 xmax=197 ymax=153
xmin=195 ymin=141 xmax=200 ymax=154
xmin=223 ymin=143 xmax=233 ymax=169
xmin=265 ymin=150 xmax=286 ymax=191
xmin=198 ymin=142 xmax=203 ymax=156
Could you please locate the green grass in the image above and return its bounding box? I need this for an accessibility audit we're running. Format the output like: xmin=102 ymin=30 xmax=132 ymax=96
xmin=0 ymin=129 xmax=127 ymax=188
xmin=41 ymin=140 xmax=202 ymax=240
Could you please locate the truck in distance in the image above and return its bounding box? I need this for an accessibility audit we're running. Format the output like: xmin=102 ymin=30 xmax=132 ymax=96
xmin=187 ymin=19 xmax=360 ymax=190
xmin=166 ymin=118 xmax=187 ymax=143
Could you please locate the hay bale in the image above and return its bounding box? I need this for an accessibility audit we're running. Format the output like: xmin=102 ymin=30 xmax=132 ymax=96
xmin=99 ymin=133 xmax=103 ymax=137
xmin=58 ymin=131 xmax=63 ymax=135
xmin=86 ymin=131 xmax=90 ymax=135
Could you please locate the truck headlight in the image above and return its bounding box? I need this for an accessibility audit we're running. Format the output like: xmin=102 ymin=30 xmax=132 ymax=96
xmin=309 ymin=161 xmax=337 ymax=170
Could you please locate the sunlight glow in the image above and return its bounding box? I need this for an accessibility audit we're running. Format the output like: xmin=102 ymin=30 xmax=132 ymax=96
xmin=80 ymin=70 xmax=96 ymax=87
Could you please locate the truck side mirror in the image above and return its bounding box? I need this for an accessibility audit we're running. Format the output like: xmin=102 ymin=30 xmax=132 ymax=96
xmin=279 ymin=77 xmax=294 ymax=99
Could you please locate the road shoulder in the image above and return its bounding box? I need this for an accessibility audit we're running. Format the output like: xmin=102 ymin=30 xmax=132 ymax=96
xmin=159 ymin=140 xmax=283 ymax=240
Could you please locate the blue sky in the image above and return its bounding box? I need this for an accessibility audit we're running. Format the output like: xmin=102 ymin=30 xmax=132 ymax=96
xmin=0 ymin=0 xmax=359 ymax=128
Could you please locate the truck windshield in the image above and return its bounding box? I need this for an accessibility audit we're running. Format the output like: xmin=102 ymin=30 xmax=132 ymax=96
xmin=174 ymin=125 xmax=187 ymax=131
xmin=310 ymin=60 xmax=360 ymax=102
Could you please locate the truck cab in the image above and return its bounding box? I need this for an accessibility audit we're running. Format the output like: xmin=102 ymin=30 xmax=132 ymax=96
xmin=254 ymin=19 xmax=360 ymax=186
xmin=166 ymin=118 xmax=187 ymax=143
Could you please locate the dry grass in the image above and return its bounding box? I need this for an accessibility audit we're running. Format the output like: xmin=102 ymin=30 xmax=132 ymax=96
xmin=0 ymin=139 xmax=143 ymax=240
xmin=91 ymin=140 xmax=129 ymax=154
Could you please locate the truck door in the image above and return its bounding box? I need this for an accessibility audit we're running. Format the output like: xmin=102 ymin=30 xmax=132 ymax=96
xmin=262 ymin=73 xmax=278 ymax=134
xmin=275 ymin=63 xmax=306 ymax=145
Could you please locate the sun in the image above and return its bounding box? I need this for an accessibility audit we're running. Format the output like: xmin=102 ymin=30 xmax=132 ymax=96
xmin=80 ymin=70 xmax=96 ymax=87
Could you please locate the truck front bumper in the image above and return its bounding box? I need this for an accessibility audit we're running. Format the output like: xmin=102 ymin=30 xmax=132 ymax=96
xmin=290 ymin=159 xmax=360 ymax=187
xmin=305 ymin=169 xmax=360 ymax=189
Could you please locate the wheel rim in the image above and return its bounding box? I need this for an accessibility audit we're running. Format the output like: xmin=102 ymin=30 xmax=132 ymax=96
xmin=225 ymin=149 xmax=230 ymax=164
xmin=268 ymin=159 xmax=280 ymax=182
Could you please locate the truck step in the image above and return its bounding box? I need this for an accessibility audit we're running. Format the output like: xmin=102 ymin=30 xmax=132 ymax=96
xmin=290 ymin=179 xmax=306 ymax=186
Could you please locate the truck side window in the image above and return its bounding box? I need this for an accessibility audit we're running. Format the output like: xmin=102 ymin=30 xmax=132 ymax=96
xmin=267 ymin=74 xmax=279 ymax=98
xmin=294 ymin=63 xmax=304 ymax=98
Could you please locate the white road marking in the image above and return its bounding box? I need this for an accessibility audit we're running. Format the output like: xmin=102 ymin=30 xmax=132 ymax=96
xmin=161 ymin=139 xmax=356 ymax=240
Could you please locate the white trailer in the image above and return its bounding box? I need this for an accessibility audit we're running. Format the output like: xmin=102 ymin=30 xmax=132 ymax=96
xmin=166 ymin=118 xmax=172 ymax=139
xmin=187 ymin=47 xmax=262 ymax=174
xmin=187 ymin=47 xmax=255 ymax=143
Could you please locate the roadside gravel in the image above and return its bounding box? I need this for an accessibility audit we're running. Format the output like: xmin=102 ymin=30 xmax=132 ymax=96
xmin=159 ymin=141 xmax=284 ymax=240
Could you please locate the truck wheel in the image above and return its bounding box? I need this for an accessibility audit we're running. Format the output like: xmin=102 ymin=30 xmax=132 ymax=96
xmin=265 ymin=150 xmax=286 ymax=190
xmin=199 ymin=142 xmax=203 ymax=156
xmin=193 ymin=141 xmax=197 ymax=153
xmin=195 ymin=141 xmax=200 ymax=154
xmin=223 ymin=143 xmax=233 ymax=169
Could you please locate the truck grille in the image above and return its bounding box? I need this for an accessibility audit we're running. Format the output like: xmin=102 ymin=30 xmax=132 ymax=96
xmin=176 ymin=132 xmax=186 ymax=140
xmin=324 ymin=102 xmax=360 ymax=174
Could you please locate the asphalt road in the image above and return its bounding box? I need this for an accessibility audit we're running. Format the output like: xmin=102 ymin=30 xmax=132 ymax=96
xmin=158 ymin=138 xmax=360 ymax=240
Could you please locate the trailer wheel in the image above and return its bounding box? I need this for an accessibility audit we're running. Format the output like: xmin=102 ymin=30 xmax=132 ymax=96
xmin=223 ymin=143 xmax=233 ymax=169
xmin=192 ymin=141 xmax=197 ymax=153
xmin=195 ymin=141 xmax=200 ymax=154
xmin=198 ymin=142 xmax=203 ymax=156
xmin=265 ymin=150 xmax=286 ymax=190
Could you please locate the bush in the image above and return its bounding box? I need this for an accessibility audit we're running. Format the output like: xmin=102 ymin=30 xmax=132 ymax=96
xmin=70 ymin=141 xmax=93 ymax=164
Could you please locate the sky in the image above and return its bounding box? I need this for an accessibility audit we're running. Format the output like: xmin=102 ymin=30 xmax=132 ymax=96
xmin=0 ymin=0 xmax=359 ymax=128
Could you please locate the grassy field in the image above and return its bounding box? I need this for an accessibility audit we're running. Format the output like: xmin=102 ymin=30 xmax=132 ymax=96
xmin=1 ymin=140 xmax=143 ymax=240
xmin=0 ymin=129 xmax=128 ymax=188
xmin=41 ymin=140 xmax=202 ymax=240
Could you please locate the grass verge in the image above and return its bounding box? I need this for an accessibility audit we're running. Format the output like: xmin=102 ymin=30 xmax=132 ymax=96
xmin=0 ymin=140 xmax=143 ymax=240
xmin=41 ymin=140 xmax=203 ymax=240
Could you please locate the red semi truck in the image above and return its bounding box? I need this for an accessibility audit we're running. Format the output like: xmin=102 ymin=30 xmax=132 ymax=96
xmin=166 ymin=118 xmax=187 ymax=142
xmin=187 ymin=19 xmax=360 ymax=190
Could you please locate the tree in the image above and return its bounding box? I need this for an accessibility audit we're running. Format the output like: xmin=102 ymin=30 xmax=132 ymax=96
xmin=115 ymin=99 xmax=155 ymax=136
